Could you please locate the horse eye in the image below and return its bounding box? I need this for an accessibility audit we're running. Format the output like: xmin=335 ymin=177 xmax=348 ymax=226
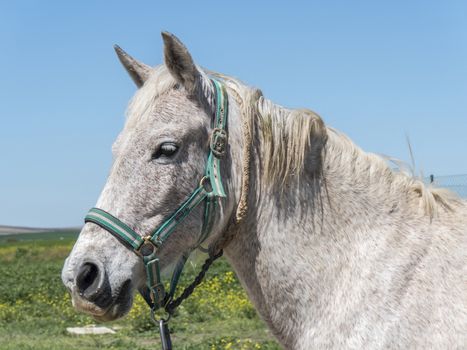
xmin=153 ymin=142 xmax=179 ymax=159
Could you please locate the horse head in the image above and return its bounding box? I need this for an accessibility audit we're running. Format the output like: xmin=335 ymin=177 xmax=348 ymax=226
xmin=61 ymin=32 xmax=241 ymax=321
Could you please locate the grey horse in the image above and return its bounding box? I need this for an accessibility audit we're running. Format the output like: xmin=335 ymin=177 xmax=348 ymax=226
xmin=62 ymin=32 xmax=467 ymax=349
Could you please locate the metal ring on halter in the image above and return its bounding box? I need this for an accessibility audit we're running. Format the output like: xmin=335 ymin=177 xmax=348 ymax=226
xmin=197 ymin=245 xmax=210 ymax=253
xmin=136 ymin=235 xmax=159 ymax=258
xmin=150 ymin=307 xmax=171 ymax=325
xmin=199 ymin=176 xmax=209 ymax=187
xmin=199 ymin=176 xmax=214 ymax=194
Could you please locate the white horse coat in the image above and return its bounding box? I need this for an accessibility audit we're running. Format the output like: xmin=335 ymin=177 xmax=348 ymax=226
xmin=62 ymin=32 xmax=467 ymax=349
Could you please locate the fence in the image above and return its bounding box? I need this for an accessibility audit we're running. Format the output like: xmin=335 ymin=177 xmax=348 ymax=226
xmin=426 ymin=174 xmax=467 ymax=199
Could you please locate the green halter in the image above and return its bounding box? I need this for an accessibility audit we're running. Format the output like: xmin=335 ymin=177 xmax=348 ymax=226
xmin=84 ymin=78 xmax=228 ymax=311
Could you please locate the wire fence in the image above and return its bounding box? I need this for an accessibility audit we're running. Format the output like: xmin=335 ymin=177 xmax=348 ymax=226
xmin=426 ymin=174 xmax=467 ymax=199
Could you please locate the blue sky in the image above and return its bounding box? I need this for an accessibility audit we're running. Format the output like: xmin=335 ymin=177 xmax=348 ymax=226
xmin=1 ymin=1 xmax=466 ymax=227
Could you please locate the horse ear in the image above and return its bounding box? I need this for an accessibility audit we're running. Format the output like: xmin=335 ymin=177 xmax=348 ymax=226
xmin=161 ymin=31 xmax=200 ymax=93
xmin=114 ymin=45 xmax=152 ymax=88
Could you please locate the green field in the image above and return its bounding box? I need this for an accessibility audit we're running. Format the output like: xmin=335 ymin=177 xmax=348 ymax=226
xmin=0 ymin=233 xmax=279 ymax=350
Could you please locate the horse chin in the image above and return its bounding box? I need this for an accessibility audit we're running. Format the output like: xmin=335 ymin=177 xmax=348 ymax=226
xmin=92 ymin=300 xmax=132 ymax=322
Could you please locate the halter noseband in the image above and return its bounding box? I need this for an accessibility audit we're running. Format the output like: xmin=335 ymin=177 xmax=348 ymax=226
xmin=84 ymin=78 xmax=229 ymax=312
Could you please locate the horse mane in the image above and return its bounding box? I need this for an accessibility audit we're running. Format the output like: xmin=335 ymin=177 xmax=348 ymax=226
xmin=216 ymin=73 xmax=460 ymax=218
xmin=325 ymin=128 xmax=460 ymax=217
xmin=125 ymin=65 xmax=460 ymax=218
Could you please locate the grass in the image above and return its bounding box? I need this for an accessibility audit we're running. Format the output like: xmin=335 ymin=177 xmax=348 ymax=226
xmin=0 ymin=230 xmax=78 ymax=243
xmin=0 ymin=232 xmax=280 ymax=350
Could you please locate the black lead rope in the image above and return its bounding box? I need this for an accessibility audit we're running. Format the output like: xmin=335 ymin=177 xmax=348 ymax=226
xmin=152 ymin=249 xmax=224 ymax=350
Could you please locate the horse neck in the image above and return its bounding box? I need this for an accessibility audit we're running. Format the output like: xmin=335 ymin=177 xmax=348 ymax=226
xmin=233 ymin=113 xmax=412 ymax=250
xmin=233 ymin=122 xmax=411 ymax=257
xmin=223 ymin=119 xmax=419 ymax=347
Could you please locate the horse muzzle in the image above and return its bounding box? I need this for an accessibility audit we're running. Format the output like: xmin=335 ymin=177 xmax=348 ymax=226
xmin=62 ymin=257 xmax=133 ymax=320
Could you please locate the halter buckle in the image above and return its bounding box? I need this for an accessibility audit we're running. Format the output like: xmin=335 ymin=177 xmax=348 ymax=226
xmin=150 ymin=282 xmax=166 ymax=306
xmin=210 ymin=128 xmax=228 ymax=158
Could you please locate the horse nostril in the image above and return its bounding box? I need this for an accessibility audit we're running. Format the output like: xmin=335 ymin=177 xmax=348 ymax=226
xmin=76 ymin=262 xmax=100 ymax=298
xmin=74 ymin=261 xmax=112 ymax=308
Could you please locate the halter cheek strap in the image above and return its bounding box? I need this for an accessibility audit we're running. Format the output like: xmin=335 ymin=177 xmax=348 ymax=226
xmin=84 ymin=78 xmax=229 ymax=311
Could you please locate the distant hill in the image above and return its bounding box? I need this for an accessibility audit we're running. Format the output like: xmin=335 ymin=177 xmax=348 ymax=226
xmin=0 ymin=225 xmax=81 ymax=236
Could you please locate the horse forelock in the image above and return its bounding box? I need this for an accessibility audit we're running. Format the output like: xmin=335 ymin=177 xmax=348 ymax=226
xmin=124 ymin=65 xmax=178 ymax=130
